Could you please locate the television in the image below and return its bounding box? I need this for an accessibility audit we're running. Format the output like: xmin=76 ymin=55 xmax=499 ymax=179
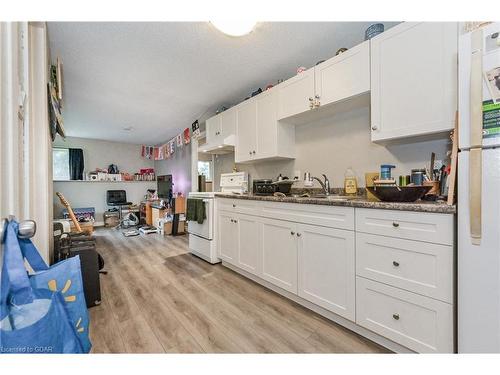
xmin=157 ymin=175 xmax=173 ymax=201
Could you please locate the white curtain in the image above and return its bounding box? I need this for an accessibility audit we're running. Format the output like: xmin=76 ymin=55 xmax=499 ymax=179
xmin=0 ymin=22 xmax=52 ymax=262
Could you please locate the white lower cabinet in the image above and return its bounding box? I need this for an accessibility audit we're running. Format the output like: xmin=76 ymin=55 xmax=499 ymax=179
xmin=218 ymin=211 xmax=238 ymax=263
xmin=297 ymin=224 xmax=355 ymax=321
xmin=356 ymin=277 xmax=453 ymax=353
xmin=236 ymin=214 xmax=260 ymax=275
xmin=216 ymin=198 xmax=455 ymax=353
xmin=260 ymin=217 xmax=298 ymax=294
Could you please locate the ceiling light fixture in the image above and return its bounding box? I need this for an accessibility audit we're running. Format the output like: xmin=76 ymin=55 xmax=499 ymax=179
xmin=210 ymin=20 xmax=257 ymax=37
xmin=122 ymin=126 xmax=134 ymax=131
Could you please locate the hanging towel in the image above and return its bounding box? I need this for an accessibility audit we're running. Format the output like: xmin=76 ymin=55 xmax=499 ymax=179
xmin=186 ymin=198 xmax=206 ymax=224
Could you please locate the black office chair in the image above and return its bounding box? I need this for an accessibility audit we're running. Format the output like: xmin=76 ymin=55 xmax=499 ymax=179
xmin=106 ymin=190 xmax=132 ymax=220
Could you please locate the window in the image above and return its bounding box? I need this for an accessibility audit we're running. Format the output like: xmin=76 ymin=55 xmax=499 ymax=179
xmin=53 ymin=148 xmax=70 ymax=181
xmin=198 ymin=161 xmax=212 ymax=181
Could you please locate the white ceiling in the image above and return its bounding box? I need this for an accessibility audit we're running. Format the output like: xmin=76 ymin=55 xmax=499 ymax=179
xmin=48 ymin=22 xmax=398 ymax=144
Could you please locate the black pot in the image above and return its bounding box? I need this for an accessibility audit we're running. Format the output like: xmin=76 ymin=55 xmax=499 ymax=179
xmin=272 ymin=180 xmax=295 ymax=194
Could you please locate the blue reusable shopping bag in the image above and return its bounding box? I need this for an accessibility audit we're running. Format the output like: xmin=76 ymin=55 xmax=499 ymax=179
xmin=15 ymin=226 xmax=92 ymax=353
xmin=0 ymin=221 xmax=88 ymax=353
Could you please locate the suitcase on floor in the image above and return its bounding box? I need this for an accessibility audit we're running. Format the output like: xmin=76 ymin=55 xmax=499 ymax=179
xmin=68 ymin=245 xmax=102 ymax=308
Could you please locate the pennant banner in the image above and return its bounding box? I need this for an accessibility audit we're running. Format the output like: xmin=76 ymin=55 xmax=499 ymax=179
xmin=141 ymin=127 xmax=192 ymax=159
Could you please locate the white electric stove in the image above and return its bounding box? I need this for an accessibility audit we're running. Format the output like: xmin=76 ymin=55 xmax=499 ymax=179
xmin=187 ymin=172 xmax=248 ymax=264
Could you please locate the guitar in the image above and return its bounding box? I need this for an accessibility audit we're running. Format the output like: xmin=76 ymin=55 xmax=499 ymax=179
xmin=56 ymin=192 xmax=82 ymax=233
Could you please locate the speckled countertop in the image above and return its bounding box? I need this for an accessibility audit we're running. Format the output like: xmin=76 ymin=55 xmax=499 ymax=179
xmin=214 ymin=193 xmax=456 ymax=214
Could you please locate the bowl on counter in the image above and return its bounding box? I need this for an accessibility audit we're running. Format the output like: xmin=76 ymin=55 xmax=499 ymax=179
xmin=366 ymin=185 xmax=432 ymax=202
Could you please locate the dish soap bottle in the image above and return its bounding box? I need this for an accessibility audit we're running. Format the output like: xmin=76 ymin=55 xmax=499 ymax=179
xmin=344 ymin=167 xmax=358 ymax=195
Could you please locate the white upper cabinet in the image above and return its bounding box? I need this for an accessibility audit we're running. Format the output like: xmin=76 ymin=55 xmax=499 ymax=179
xmin=370 ymin=22 xmax=458 ymax=142
xmin=205 ymin=114 xmax=222 ymax=144
xmin=236 ymin=88 xmax=295 ymax=163
xmin=205 ymin=108 xmax=236 ymax=145
xmin=277 ymin=68 xmax=316 ymax=120
xmin=315 ymin=41 xmax=370 ymax=108
xmin=235 ymin=98 xmax=257 ymax=162
xmin=220 ymin=107 xmax=236 ymax=139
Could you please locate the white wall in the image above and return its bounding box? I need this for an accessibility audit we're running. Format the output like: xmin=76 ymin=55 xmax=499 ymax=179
xmin=52 ymin=136 xmax=156 ymax=223
xmin=53 ymin=136 xmax=154 ymax=174
xmin=214 ymin=106 xmax=450 ymax=190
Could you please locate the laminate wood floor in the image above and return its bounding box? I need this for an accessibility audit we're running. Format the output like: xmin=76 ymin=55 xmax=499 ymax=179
xmin=89 ymin=228 xmax=389 ymax=353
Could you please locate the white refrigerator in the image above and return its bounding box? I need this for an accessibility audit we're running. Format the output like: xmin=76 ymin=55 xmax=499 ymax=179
xmin=458 ymin=22 xmax=500 ymax=353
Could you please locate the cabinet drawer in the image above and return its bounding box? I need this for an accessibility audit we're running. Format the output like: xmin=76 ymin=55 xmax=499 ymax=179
xmin=355 ymin=208 xmax=453 ymax=245
xmin=356 ymin=277 xmax=453 ymax=353
xmin=260 ymin=202 xmax=354 ymax=231
xmin=356 ymin=233 xmax=453 ymax=302
xmin=217 ymin=198 xmax=258 ymax=216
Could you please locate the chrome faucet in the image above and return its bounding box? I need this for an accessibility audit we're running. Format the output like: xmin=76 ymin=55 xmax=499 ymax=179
xmin=312 ymin=174 xmax=331 ymax=196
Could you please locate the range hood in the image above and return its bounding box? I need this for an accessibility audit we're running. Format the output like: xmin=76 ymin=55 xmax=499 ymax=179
xmin=198 ymin=134 xmax=235 ymax=155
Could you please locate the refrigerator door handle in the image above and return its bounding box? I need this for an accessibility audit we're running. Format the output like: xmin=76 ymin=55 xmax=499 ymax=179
xmin=470 ymin=29 xmax=483 ymax=148
xmin=469 ymin=148 xmax=482 ymax=245
xmin=468 ymin=29 xmax=483 ymax=245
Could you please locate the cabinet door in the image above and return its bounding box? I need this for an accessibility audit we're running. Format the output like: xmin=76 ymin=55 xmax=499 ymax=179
xmin=260 ymin=218 xmax=298 ymax=293
xmin=220 ymin=107 xmax=236 ymax=139
xmin=277 ymin=68 xmax=315 ymax=120
xmin=218 ymin=212 xmax=238 ymax=264
xmin=205 ymin=114 xmax=222 ymax=144
xmin=255 ymin=89 xmax=278 ymax=159
xmin=236 ymin=214 xmax=261 ymax=275
xmin=235 ymin=99 xmax=257 ymax=163
xmin=314 ymin=41 xmax=370 ymax=107
xmin=297 ymin=224 xmax=355 ymax=321
xmin=370 ymin=22 xmax=457 ymax=142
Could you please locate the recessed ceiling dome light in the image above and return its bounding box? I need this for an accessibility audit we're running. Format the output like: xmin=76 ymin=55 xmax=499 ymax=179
xmin=122 ymin=126 xmax=133 ymax=131
xmin=210 ymin=20 xmax=257 ymax=37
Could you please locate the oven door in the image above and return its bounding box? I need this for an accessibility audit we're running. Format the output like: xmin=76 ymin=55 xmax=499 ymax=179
xmin=187 ymin=198 xmax=213 ymax=240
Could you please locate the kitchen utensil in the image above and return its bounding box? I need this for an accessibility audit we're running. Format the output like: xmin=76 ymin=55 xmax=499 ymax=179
xmin=430 ymin=152 xmax=436 ymax=177
xmin=367 ymin=185 xmax=432 ymax=202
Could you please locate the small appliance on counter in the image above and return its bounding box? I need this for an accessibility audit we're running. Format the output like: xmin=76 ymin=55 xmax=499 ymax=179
xmin=253 ymin=175 xmax=295 ymax=196
xmin=253 ymin=179 xmax=274 ymax=195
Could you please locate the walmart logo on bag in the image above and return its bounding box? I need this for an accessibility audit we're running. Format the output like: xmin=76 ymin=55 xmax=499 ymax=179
xmin=48 ymin=279 xmax=84 ymax=333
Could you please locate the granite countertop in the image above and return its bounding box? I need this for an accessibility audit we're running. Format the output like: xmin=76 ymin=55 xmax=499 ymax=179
xmin=214 ymin=193 xmax=456 ymax=214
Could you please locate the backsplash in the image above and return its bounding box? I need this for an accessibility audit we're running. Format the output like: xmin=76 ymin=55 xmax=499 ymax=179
xmin=213 ymin=106 xmax=450 ymax=191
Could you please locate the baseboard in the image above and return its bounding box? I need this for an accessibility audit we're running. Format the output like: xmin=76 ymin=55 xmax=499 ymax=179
xmin=221 ymin=261 xmax=414 ymax=354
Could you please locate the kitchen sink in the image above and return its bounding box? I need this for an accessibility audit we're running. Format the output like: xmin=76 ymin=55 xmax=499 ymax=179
xmin=303 ymin=194 xmax=362 ymax=201
xmin=296 ymin=194 xmax=362 ymax=201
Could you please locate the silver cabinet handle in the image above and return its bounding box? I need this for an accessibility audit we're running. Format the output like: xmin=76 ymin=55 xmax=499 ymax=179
xmin=315 ymin=95 xmax=320 ymax=99
xmin=296 ymin=233 xmax=302 ymax=237
xmin=392 ymin=222 xmax=399 ymax=228
xmin=232 ymin=204 xmax=236 ymax=208
xmin=253 ymin=151 xmax=256 ymax=154
xmin=290 ymin=231 xmax=295 ymax=236
xmin=308 ymin=97 xmax=313 ymax=102
xmin=371 ymin=125 xmax=378 ymax=131
xmin=230 ymin=219 xmax=234 ymax=223
xmin=233 ymin=219 xmax=237 ymax=223
xmin=392 ymin=313 xmax=400 ymax=321
xmin=393 ymin=261 xmax=400 ymax=267
xmin=249 ymin=151 xmax=252 ymax=155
